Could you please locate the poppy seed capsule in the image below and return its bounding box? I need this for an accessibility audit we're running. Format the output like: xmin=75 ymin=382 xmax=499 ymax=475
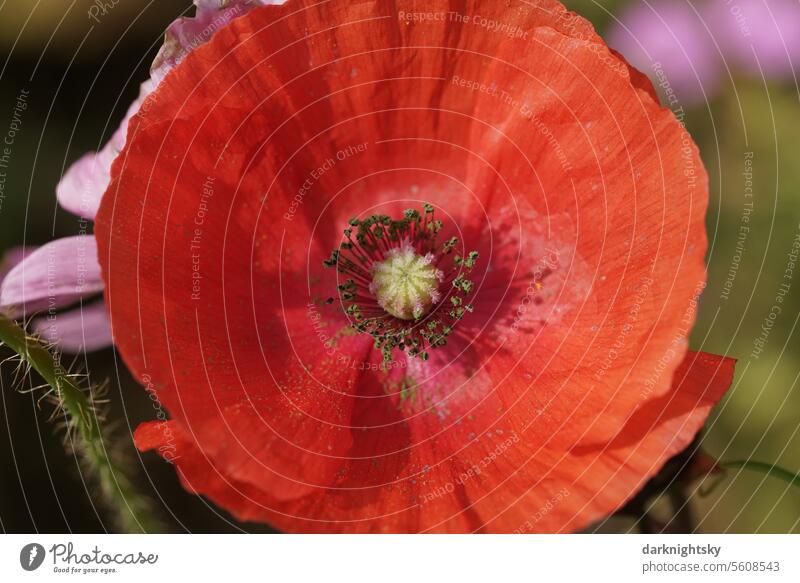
xmin=370 ymin=244 xmax=444 ymax=320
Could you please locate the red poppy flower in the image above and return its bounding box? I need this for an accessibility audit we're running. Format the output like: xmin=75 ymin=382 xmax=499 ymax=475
xmin=95 ymin=0 xmax=734 ymax=532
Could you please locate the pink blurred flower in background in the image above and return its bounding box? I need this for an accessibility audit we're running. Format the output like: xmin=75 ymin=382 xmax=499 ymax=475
xmin=0 ymin=0 xmax=282 ymax=352
xmin=607 ymin=0 xmax=800 ymax=107
xmin=607 ymin=0 xmax=721 ymax=105
xmin=707 ymin=0 xmax=800 ymax=80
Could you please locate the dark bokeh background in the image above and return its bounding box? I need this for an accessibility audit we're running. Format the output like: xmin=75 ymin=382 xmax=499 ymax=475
xmin=1 ymin=0 xmax=798 ymax=533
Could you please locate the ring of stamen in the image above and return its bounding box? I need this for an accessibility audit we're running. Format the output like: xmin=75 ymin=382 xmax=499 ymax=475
xmin=323 ymin=204 xmax=479 ymax=362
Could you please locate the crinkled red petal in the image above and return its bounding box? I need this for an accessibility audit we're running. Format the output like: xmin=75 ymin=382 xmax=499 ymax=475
xmin=97 ymin=0 xmax=732 ymax=532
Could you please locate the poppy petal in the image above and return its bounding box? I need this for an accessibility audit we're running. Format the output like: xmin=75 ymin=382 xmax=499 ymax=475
xmin=97 ymin=0 xmax=734 ymax=532
xmin=152 ymin=0 xmax=286 ymax=85
xmin=463 ymin=351 xmax=736 ymax=533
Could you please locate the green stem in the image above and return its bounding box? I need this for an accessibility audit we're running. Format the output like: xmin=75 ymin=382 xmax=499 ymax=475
xmin=0 ymin=313 xmax=160 ymax=533
xmin=721 ymin=460 xmax=800 ymax=490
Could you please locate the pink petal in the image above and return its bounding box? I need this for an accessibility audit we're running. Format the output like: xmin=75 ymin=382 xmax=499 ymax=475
xmin=56 ymin=80 xmax=155 ymax=220
xmin=0 ymin=236 xmax=103 ymax=317
xmin=32 ymin=301 xmax=113 ymax=353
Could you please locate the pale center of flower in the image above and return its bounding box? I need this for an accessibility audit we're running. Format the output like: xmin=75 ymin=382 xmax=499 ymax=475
xmin=369 ymin=243 xmax=444 ymax=320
